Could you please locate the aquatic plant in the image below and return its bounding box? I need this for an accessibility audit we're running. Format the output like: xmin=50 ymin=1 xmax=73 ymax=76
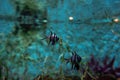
xmin=84 ymin=55 xmax=120 ymax=80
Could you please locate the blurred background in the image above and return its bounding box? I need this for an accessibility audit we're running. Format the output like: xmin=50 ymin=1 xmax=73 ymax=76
xmin=0 ymin=0 xmax=120 ymax=80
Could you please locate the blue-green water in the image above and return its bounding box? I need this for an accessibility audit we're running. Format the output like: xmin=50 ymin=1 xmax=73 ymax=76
xmin=0 ymin=0 xmax=120 ymax=80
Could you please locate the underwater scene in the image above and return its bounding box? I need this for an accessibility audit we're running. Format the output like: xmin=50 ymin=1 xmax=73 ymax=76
xmin=0 ymin=0 xmax=120 ymax=80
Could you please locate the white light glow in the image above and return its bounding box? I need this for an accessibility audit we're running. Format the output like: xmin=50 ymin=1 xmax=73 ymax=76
xmin=69 ymin=16 xmax=74 ymax=21
xmin=114 ymin=18 xmax=119 ymax=23
xmin=43 ymin=20 xmax=47 ymax=23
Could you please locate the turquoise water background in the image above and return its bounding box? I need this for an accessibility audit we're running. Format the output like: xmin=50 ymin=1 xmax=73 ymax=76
xmin=0 ymin=0 xmax=120 ymax=79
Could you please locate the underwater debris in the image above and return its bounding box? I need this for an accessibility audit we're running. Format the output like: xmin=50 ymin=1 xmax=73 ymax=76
xmin=41 ymin=31 xmax=59 ymax=45
xmin=85 ymin=55 xmax=120 ymax=80
xmin=64 ymin=51 xmax=82 ymax=70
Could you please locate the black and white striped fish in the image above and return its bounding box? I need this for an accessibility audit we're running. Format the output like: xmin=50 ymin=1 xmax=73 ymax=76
xmin=65 ymin=51 xmax=82 ymax=70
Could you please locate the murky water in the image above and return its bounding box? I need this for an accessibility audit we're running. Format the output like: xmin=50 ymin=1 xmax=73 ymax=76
xmin=0 ymin=0 xmax=120 ymax=80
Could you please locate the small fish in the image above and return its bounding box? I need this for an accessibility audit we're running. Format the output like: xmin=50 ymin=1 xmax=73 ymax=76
xmin=41 ymin=31 xmax=59 ymax=45
xmin=65 ymin=51 xmax=82 ymax=70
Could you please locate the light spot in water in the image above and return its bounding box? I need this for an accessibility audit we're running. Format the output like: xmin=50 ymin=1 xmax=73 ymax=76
xmin=69 ymin=16 xmax=74 ymax=21
xmin=113 ymin=18 xmax=119 ymax=23
xmin=43 ymin=20 xmax=47 ymax=23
